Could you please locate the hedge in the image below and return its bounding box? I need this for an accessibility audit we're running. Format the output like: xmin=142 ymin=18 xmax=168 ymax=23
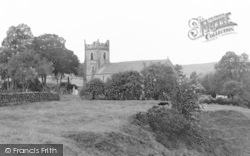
xmin=0 ymin=92 xmax=60 ymax=106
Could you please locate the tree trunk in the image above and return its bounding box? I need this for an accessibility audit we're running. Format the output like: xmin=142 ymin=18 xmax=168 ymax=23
xmin=44 ymin=75 xmax=47 ymax=85
xmin=41 ymin=76 xmax=44 ymax=86
xmin=7 ymin=78 xmax=9 ymax=91
xmin=92 ymin=92 xmax=95 ymax=100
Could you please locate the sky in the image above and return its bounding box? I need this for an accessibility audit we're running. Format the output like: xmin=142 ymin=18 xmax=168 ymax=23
xmin=0 ymin=0 xmax=249 ymax=65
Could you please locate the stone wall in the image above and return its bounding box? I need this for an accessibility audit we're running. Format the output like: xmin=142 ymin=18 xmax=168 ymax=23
xmin=0 ymin=92 xmax=60 ymax=106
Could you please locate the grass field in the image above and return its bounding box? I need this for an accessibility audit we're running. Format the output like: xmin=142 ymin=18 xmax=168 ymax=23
xmin=0 ymin=95 xmax=250 ymax=155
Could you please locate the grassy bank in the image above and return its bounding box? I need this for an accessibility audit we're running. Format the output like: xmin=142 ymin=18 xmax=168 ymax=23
xmin=0 ymin=95 xmax=249 ymax=155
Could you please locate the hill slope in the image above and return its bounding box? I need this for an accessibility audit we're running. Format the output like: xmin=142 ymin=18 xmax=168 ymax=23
xmin=0 ymin=95 xmax=250 ymax=155
xmin=181 ymin=62 xmax=216 ymax=76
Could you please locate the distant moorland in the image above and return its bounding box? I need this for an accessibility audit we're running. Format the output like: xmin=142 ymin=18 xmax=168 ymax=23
xmin=181 ymin=62 xmax=216 ymax=76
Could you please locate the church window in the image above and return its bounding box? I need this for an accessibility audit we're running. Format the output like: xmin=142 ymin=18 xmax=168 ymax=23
xmin=90 ymin=53 xmax=94 ymax=60
xmin=91 ymin=66 xmax=95 ymax=73
xmin=103 ymin=52 xmax=106 ymax=60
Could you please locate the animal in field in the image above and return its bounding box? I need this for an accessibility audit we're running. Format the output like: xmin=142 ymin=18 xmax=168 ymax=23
xmin=158 ymin=101 xmax=171 ymax=108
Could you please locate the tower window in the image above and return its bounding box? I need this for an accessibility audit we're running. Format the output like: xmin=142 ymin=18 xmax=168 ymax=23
xmin=91 ymin=66 xmax=95 ymax=73
xmin=90 ymin=53 xmax=94 ymax=60
xmin=103 ymin=52 xmax=106 ymax=60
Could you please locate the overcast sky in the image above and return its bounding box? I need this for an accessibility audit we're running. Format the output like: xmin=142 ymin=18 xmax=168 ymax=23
xmin=0 ymin=0 xmax=249 ymax=65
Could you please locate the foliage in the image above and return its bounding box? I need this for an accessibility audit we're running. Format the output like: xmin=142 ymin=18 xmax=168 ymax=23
xmin=80 ymin=78 xmax=105 ymax=100
xmin=174 ymin=64 xmax=185 ymax=78
xmin=1 ymin=23 xmax=34 ymax=54
xmin=200 ymin=72 xmax=223 ymax=96
xmin=77 ymin=63 xmax=86 ymax=79
xmin=141 ymin=63 xmax=176 ymax=100
xmin=134 ymin=106 xmax=206 ymax=150
xmin=105 ymin=71 xmax=143 ymax=100
xmin=6 ymin=49 xmax=52 ymax=91
xmin=34 ymin=34 xmax=80 ymax=80
xmin=215 ymin=51 xmax=249 ymax=82
xmin=222 ymin=80 xmax=243 ymax=100
xmin=201 ymin=96 xmax=238 ymax=105
xmin=200 ymin=52 xmax=250 ymax=107
xmin=27 ymin=78 xmax=43 ymax=91
xmin=0 ymin=24 xmax=79 ymax=91
xmin=172 ymin=79 xmax=202 ymax=122
xmin=134 ymin=106 xmax=239 ymax=155
xmin=201 ymin=52 xmax=250 ymax=102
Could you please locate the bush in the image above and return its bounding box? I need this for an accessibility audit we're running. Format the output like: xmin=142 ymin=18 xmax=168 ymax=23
xmin=141 ymin=62 xmax=176 ymax=100
xmin=134 ymin=106 xmax=205 ymax=149
xmin=80 ymin=78 xmax=105 ymax=100
xmin=134 ymin=106 xmax=238 ymax=155
xmin=105 ymin=71 xmax=143 ymax=100
xmin=240 ymin=91 xmax=250 ymax=108
xmin=28 ymin=78 xmax=43 ymax=92
xmin=201 ymin=96 xmax=240 ymax=106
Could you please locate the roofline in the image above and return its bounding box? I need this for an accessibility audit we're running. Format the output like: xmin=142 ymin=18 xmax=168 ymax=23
xmin=111 ymin=59 xmax=169 ymax=64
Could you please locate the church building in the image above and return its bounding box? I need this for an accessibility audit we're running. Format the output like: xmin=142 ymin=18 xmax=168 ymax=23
xmin=84 ymin=39 xmax=174 ymax=82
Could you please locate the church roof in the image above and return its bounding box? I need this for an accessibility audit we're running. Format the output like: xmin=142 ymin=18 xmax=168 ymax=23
xmin=96 ymin=59 xmax=174 ymax=75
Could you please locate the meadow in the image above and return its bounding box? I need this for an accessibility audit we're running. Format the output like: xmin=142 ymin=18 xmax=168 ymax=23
xmin=0 ymin=95 xmax=250 ymax=156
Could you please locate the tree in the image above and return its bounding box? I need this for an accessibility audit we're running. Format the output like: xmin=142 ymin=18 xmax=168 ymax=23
xmin=77 ymin=63 xmax=86 ymax=81
xmin=141 ymin=63 xmax=176 ymax=100
xmin=34 ymin=56 xmax=53 ymax=85
xmin=215 ymin=52 xmax=249 ymax=82
xmin=105 ymin=70 xmax=143 ymax=100
xmin=222 ymin=80 xmax=243 ymax=100
xmin=33 ymin=34 xmax=65 ymax=52
xmin=81 ymin=78 xmax=105 ymax=100
xmin=2 ymin=24 xmax=34 ymax=55
xmin=174 ymin=79 xmax=202 ymax=121
xmin=189 ymin=71 xmax=199 ymax=84
xmin=0 ymin=47 xmax=12 ymax=81
xmin=7 ymin=49 xmax=52 ymax=91
xmin=200 ymin=72 xmax=224 ymax=97
xmin=33 ymin=34 xmax=79 ymax=84
xmin=0 ymin=24 xmax=35 ymax=90
xmin=174 ymin=64 xmax=186 ymax=84
xmin=174 ymin=64 xmax=185 ymax=77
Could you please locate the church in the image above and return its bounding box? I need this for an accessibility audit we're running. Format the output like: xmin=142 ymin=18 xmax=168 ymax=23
xmin=84 ymin=39 xmax=174 ymax=82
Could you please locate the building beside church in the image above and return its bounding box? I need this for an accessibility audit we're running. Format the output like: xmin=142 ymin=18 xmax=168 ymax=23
xmin=84 ymin=39 xmax=174 ymax=82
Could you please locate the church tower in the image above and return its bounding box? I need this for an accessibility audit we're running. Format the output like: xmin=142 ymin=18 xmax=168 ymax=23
xmin=84 ymin=39 xmax=110 ymax=81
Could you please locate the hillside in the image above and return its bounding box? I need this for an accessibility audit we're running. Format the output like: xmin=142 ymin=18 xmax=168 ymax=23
xmin=0 ymin=95 xmax=250 ymax=155
xmin=181 ymin=62 xmax=216 ymax=76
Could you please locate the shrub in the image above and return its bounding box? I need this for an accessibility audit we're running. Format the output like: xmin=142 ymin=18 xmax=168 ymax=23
xmin=222 ymin=80 xmax=243 ymax=100
xmin=134 ymin=106 xmax=205 ymax=149
xmin=80 ymin=78 xmax=105 ymax=100
xmin=105 ymin=71 xmax=143 ymax=100
xmin=198 ymin=95 xmax=211 ymax=103
xmin=240 ymin=91 xmax=250 ymax=108
xmin=201 ymin=96 xmax=241 ymax=106
xmin=141 ymin=62 xmax=176 ymax=100
xmin=28 ymin=78 xmax=43 ymax=92
xmin=134 ymin=106 xmax=238 ymax=155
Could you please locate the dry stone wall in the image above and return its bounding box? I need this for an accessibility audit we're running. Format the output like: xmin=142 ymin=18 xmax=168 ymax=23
xmin=0 ymin=92 xmax=60 ymax=106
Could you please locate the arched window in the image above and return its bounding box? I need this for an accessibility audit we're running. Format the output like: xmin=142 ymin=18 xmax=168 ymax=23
xmin=103 ymin=52 xmax=106 ymax=60
xmin=90 ymin=53 xmax=94 ymax=60
xmin=91 ymin=66 xmax=95 ymax=73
